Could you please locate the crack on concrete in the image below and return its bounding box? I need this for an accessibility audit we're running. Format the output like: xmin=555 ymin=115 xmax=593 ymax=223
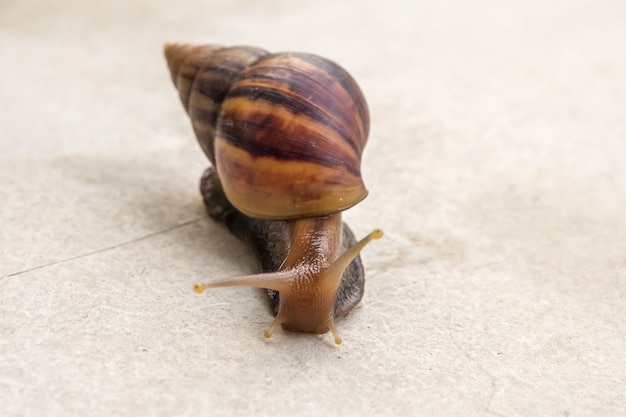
xmin=446 ymin=297 xmax=508 ymax=417
xmin=7 ymin=217 xmax=205 ymax=277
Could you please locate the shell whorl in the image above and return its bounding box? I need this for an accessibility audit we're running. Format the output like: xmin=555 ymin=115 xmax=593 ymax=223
xmin=164 ymin=43 xmax=268 ymax=163
xmin=165 ymin=44 xmax=370 ymax=220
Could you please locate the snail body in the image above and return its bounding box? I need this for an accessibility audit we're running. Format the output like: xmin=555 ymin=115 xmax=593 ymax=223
xmin=165 ymin=43 xmax=381 ymax=344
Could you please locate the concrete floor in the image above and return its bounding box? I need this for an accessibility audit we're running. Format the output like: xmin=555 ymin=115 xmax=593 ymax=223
xmin=1 ymin=0 xmax=625 ymax=416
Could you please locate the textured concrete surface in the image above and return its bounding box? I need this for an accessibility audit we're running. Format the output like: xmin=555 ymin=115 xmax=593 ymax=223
xmin=1 ymin=0 xmax=625 ymax=416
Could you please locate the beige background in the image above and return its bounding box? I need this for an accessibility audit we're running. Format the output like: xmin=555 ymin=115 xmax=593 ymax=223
xmin=1 ymin=0 xmax=625 ymax=416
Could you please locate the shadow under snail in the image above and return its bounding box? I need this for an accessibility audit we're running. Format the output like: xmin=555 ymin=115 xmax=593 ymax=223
xmin=164 ymin=43 xmax=382 ymax=344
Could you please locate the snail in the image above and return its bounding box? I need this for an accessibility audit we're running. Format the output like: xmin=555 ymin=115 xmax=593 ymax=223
xmin=164 ymin=43 xmax=382 ymax=344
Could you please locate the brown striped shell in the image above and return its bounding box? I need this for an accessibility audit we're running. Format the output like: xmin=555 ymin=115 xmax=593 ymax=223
xmin=165 ymin=43 xmax=370 ymax=220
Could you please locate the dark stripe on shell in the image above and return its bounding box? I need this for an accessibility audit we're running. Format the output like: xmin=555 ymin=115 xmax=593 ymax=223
xmin=217 ymin=109 xmax=362 ymax=177
xmin=225 ymin=84 xmax=362 ymax=159
xmin=190 ymin=49 xmax=268 ymax=117
xmin=254 ymin=52 xmax=369 ymax=139
xmin=240 ymin=70 xmax=364 ymax=157
xmin=292 ymin=53 xmax=370 ymax=137
xmin=184 ymin=46 xmax=269 ymax=162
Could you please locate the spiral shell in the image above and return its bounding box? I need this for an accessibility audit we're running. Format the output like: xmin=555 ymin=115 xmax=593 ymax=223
xmin=165 ymin=44 xmax=268 ymax=163
xmin=165 ymin=43 xmax=370 ymax=220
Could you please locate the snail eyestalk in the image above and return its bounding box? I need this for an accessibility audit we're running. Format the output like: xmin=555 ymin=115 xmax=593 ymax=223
xmin=319 ymin=228 xmax=383 ymax=290
xmin=192 ymin=270 xmax=295 ymax=294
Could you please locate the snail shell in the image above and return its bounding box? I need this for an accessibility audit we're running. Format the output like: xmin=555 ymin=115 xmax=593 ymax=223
xmin=165 ymin=43 xmax=370 ymax=220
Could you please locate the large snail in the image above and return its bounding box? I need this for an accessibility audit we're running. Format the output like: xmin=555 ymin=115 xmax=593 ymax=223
xmin=164 ymin=43 xmax=382 ymax=344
